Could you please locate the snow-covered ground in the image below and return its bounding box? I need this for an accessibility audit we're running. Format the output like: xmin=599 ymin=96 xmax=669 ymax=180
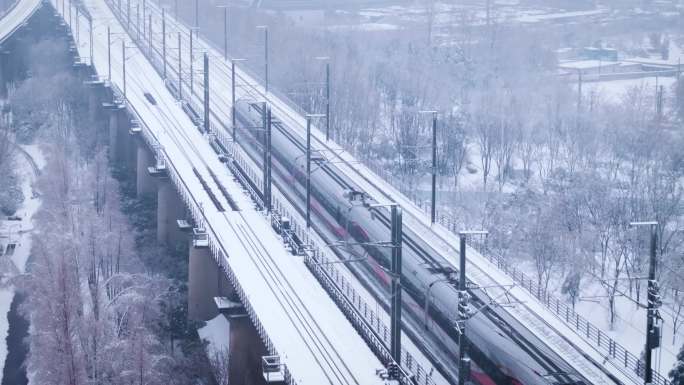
xmin=576 ymin=76 xmax=678 ymax=104
xmin=512 ymin=258 xmax=684 ymax=374
xmin=0 ymin=144 xmax=44 ymax=382
xmin=198 ymin=315 xmax=231 ymax=355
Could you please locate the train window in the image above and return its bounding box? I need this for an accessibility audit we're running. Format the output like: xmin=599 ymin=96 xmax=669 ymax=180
xmin=144 ymin=92 xmax=157 ymax=105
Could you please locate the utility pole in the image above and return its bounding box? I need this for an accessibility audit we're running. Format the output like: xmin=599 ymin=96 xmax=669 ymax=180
xmin=107 ymin=26 xmax=111 ymax=81
xmin=325 ymin=60 xmax=330 ymax=141
xmin=390 ymin=204 xmax=403 ymax=366
xmin=656 ymin=85 xmax=664 ymax=124
xmin=75 ymin=7 xmax=79 ymax=45
xmin=430 ymin=113 xmax=437 ymax=224
xmin=162 ymin=8 xmax=167 ymax=79
xmin=646 ymin=224 xmax=659 ymax=385
xmin=304 ymin=113 xmax=325 ymax=228
xmin=194 ymin=0 xmax=199 ymax=37
xmin=458 ymin=233 xmax=471 ymax=385
xmin=631 ymin=221 xmax=660 ymax=385
xmin=122 ymin=39 xmax=126 ymax=99
xmin=265 ymin=27 xmax=269 ymax=94
xmin=577 ymin=70 xmax=583 ymax=129
xmin=266 ymin=106 xmax=272 ymax=212
xmin=231 ymin=59 xmax=236 ymax=141
xmin=89 ymin=18 xmax=93 ymax=66
xmin=147 ymin=13 xmax=153 ymax=57
xmin=203 ymin=52 xmax=210 ymax=134
xmin=190 ymin=27 xmax=194 ymax=94
xmin=126 ymin=0 xmax=130 ymax=30
xmin=178 ymin=32 xmax=182 ymax=100
xmin=257 ymin=26 xmax=268 ymax=94
xmin=221 ymin=5 xmax=228 ymax=60
xmin=456 ymin=230 xmax=486 ymax=385
xmin=419 ymin=110 xmax=438 ymax=224
xmin=136 ymin=4 xmax=139 ymax=41
xmin=262 ymin=102 xmax=268 ymax=207
xmin=306 ymin=115 xmax=311 ymax=228
xmin=142 ymin=0 xmax=146 ymax=38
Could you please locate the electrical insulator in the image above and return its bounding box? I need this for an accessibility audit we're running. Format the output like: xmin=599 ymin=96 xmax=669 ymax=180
xmin=648 ymin=281 xmax=662 ymax=308
xmin=387 ymin=363 xmax=399 ymax=380
xmin=649 ymin=326 xmax=661 ymax=349
xmin=458 ymin=291 xmax=471 ymax=319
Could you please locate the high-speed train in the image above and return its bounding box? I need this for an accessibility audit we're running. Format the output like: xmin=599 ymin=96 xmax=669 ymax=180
xmin=229 ymin=100 xmax=596 ymax=385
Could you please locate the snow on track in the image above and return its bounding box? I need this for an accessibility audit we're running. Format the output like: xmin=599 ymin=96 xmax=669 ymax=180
xmin=54 ymin=1 xmax=387 ymax=384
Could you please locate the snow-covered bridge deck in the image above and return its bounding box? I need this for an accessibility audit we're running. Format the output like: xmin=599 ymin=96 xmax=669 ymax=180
xmin=38 ymin=1 xmax=388 ymax=384
xmin=0 ymin=0 xmax=41 ymax=43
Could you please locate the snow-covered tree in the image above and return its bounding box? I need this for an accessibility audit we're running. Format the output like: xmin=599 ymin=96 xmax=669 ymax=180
xmin=671 ymin=343 xmax=684 ymax=385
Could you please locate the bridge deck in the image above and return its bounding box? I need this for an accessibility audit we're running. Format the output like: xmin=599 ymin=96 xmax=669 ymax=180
xmin=50 ymin=1 xmax=387 ymax=384
xmin=0 ymin=0 xmax=40 ymax=43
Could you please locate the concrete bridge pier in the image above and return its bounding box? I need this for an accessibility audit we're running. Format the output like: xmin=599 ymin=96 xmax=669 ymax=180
xmin=188 ymin=249 xmax=269 ymax=385
xmin=228 ymin=316 xmax=269 ymax=385
xmin=156 ymin=178 xmax=186 ymax=246
xmin=107 ymin=108 xmax=123 ymax=165
xmin=121 ymin=115 xmax=137 ymax=173
xmin=135 ymin=143 xmax=156 ymax=197
xmin=188 ymin=246 xmax=232 ymax=321
xmin=0 ymin=49 xmax=5 ymax=97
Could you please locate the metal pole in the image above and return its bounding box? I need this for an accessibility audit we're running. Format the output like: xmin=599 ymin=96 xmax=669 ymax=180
xmin=162 ymin=8 xmax=167 ymax=78
xmin=75 ymin=7 xmax=79 ymax=45
xmin=264 ymin=27 xmax=269 ymax=93
xmin=266 ymin=106 xmax=272 ymax=212
xmin=390 ymin=205 xmax=403 ymax=365
xmin=262 ymin=101 xmax=268 ymax=206
xmin=656 ymin=85 xmax=664 ymax=124
xmin=577 ymin=70 xmax=582 ymax=127
xmin=122 ymin=40 xmax=126 ymax=99
xmin=190 ymin=27 xmax=194 ymax=94
xmin=136 ymin=4 xmax=140 ymax=40
xmin=325 ymin=61 xmax=330 ymax=141
xmin=178 ymin=32 xmax=182 ymax=100
xmin=107 ymin=26 xmax=111 ymax=81
xmin=231 ymin=60 xmax=236 ymax=141
xmin=69 ymin=0 xmax=72 ymax=27
xmin=458 ymin=234 xmax=471 ymax=385
xmin=142 ymin=0 xmax=146 ymax=38
xmin=89 ymin=18 xmax=93 ymax=66
xmin=203 ymin=53 xmax=210 ymax=134
xmin=127 ymin=0 xmax=130 ymax=29
xmin=431 ymin=114 xmax=437 ymax=224
xmin=194 ymin=0 xmax=199 ymax=35
xmin=148 ymin=14 xmax=152 ymax=55
xmin=223 ymin=6 xmax=228 ymax=60
xmin=645 ymin=224 xmax=658 ymax=385
xmin=306 ymin=116 xmax=311 ymax=228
